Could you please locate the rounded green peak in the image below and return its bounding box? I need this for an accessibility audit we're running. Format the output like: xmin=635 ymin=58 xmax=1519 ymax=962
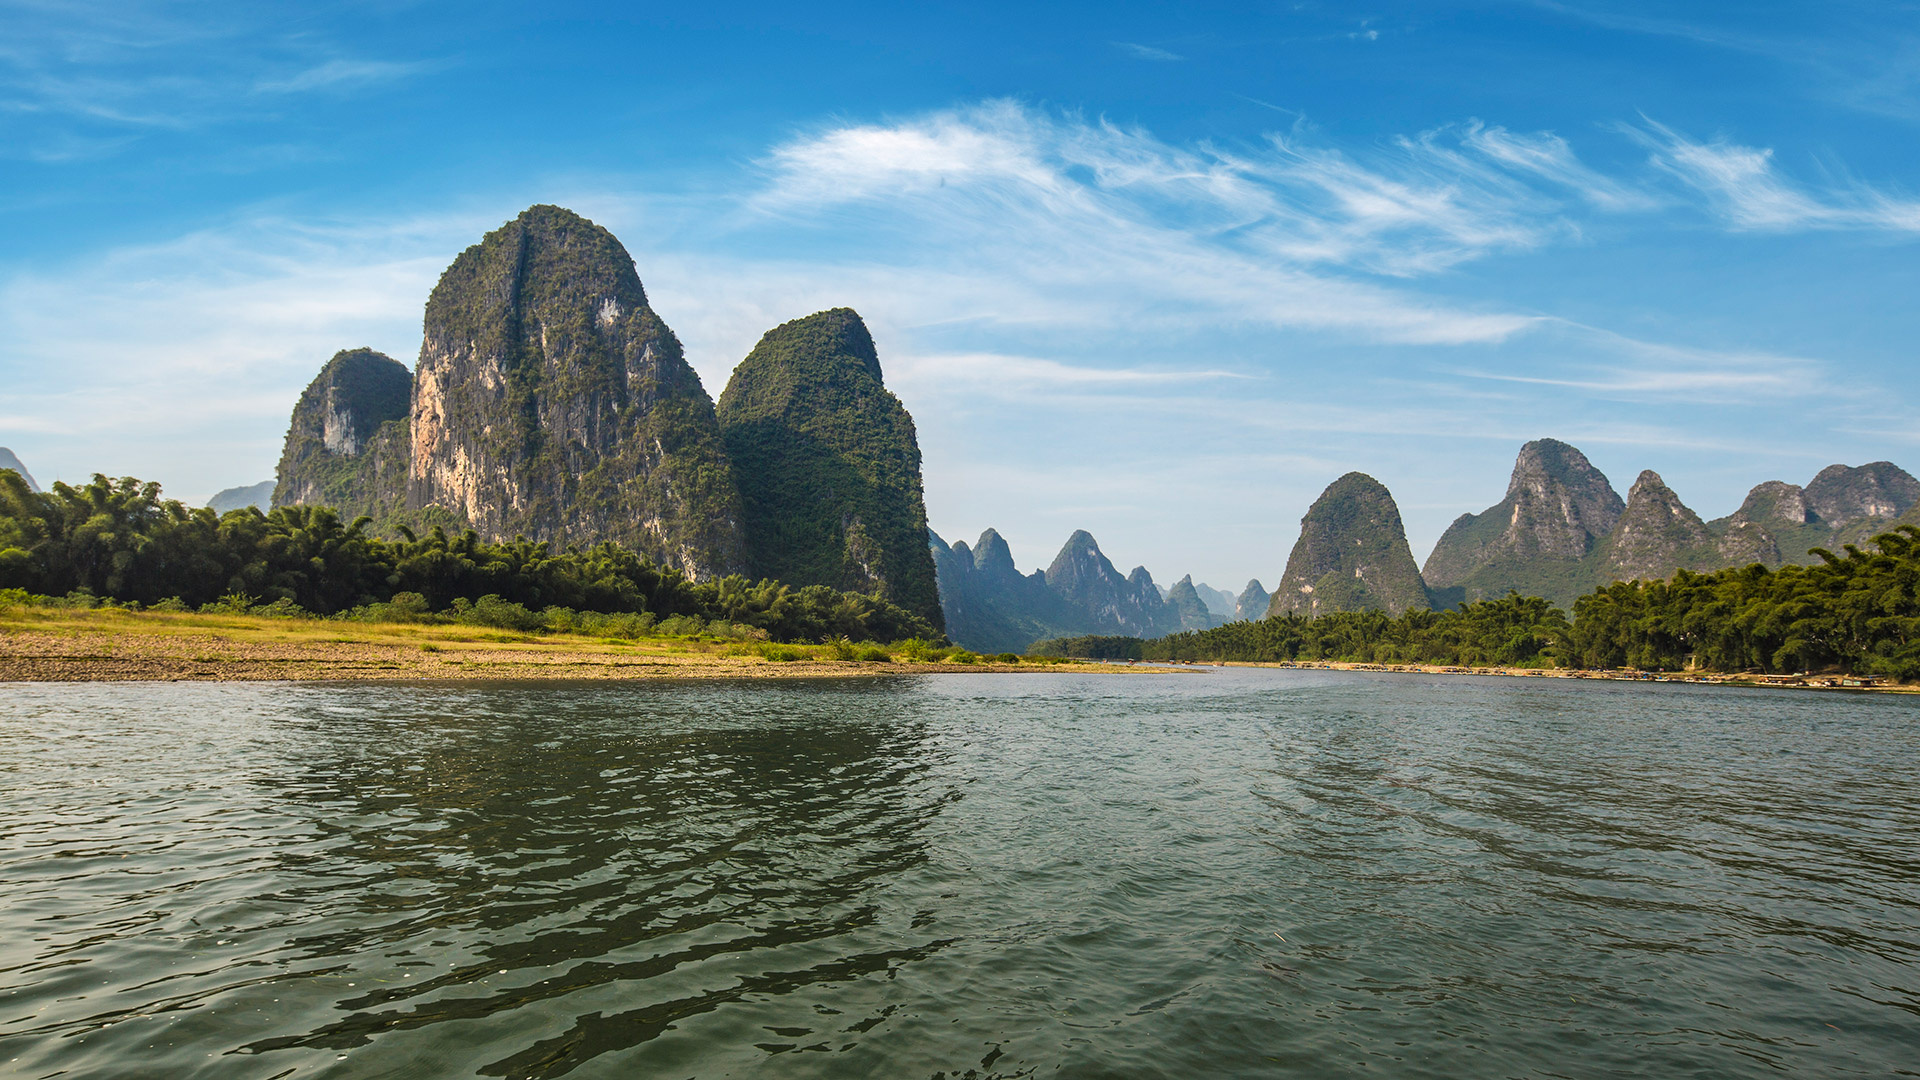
xmin=751 ymin=307 xmax=882 ymax=383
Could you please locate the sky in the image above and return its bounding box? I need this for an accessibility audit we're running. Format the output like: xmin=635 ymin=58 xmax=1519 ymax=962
xmin=4 ymin=1 xmax=1919 ymax=594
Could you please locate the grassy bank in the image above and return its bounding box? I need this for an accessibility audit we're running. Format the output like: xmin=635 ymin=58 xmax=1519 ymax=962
xmin=0 ymin=603 xmax=1084 ymax=682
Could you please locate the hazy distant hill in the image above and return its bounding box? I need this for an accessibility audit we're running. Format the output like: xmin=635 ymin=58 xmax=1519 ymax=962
xmin=209 ymin=481 xmax=275 ymax=514
xmin=931 ymin=527 xmax=1192 ymax=651
xmin=0 ymin=448 xmax=39 ymax=493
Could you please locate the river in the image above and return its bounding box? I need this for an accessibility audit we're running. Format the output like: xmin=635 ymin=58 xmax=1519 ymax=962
xmin=2 ymin=670 xmax=1916 ymax=1078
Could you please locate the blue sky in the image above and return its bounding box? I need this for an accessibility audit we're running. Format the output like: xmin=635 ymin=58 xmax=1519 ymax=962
xmin=4 ymin=1 xmax=1919 ymax=593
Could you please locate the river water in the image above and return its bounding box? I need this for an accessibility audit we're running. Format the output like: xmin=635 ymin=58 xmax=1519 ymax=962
xmin=2 ymin=670 xmax=1916 ymax=1078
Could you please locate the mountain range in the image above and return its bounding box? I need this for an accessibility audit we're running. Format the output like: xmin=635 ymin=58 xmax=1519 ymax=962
xmin=1283 ymin=439 xmax=1918 ymax=615
xmin=929 ymin=527 xmax=1253 ymax=653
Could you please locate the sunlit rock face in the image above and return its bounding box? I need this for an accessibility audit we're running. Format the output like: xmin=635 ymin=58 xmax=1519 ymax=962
xmin=408 ymin=205 xmax=744 ymax=579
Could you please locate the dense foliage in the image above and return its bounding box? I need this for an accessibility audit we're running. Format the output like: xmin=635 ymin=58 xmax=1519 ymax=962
xmin=1086 ymin=528 xmax=1920 ymax=680
xmin=1142 ymin=593 xmax=1569 ymax=666
xmin=717 ymin=308 xmax=944 ymax=628
xmin=1568 ymin=528 xmax=1920 ymax=678
xmin=0 ymin=472 xmax=936 ymax=644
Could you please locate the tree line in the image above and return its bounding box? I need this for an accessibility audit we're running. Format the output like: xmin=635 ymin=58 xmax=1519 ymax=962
xmin=1064 ymin=526 xmax=1920 ymax=680
xmin=0 ymin=472 xmax=939 ymax=644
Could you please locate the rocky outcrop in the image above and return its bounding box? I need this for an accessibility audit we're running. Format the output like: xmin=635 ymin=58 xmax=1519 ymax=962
xmin=273 ymin=348 xmax=413 ymax=520
xmin=209 ymin=481 xmax=275 ymax=515
xmin=1422 ymin=439 xmax=1623 ymax=610
xmin=1270 ymin=472 xmax=1430 ymax=617
xmin=718 ymin=308 xmax=941 ymax=626
xmin=409 ymin=205 xmax=744 ymax=579
xmin=1235 ymin=579 xmax=1270 ymax=621
xmin=1805 ymin=462 xmax=1920 ymax=525
xmin=0 ymin=448 xmax=39 ymax=493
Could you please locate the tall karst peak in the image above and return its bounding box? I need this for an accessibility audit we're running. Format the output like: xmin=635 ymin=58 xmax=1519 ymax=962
xmin=1038 ymin=531 xmax=1177 ymax=637
xmin=1422 ymin=438 xmax=1623 ymax=611
xmin=1591 ymin=470 xmax=1718 ymax=582
xmin=408 ymin=204 xmax=745 ymax=579
xmin=1164 ymin=574 xmax=1214 ymax=631
xmin=971 ymin=528 xmax=1020 ymax=580
xmin=1270 ymin=472 xmax=1430 ymax=618
xmin=717 ymin=307 xmax=941 ymax=626
xmin=273 ymin=347 xmax=413 ymax=518
xmin=1803 ymin=462 xmax=1920 ymax=526
xmin=1235 ymin=579 xmax=1270 ymax=622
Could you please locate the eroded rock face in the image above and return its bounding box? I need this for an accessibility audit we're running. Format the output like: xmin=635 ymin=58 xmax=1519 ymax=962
xmin=1591 ymin=470 xmax=1719 ymax=583
xmin=1422 ymin=439 xmax=1623 ymax=608
xmin=1270 ymin=472 xmax=1430 ymax=618
xmin=408 ymin=205 xmax=744 ymax=579
xmin=1804 ymin=462 xmax=1920 ymax=526
xmin=717 ymin=308 xmax=941 ymax=626
xmin=273 ymin=348 xmax=413 ymax=519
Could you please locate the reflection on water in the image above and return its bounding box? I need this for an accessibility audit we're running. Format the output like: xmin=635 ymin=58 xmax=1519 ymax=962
xmin=1 ymin=672 xmax=1917 ymax=1078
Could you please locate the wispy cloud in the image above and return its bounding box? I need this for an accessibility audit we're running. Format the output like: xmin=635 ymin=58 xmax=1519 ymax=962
xmin=1631 ymin=119 xmax=1920 ymax=231
xmin=254 ymin=58 xmax=436 ymax=95
xmin=1112 ymin=41 xmax=1185 ymax=61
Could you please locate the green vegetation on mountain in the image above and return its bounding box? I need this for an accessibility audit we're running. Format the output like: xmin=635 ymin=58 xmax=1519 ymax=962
xmin=718 ymin=308 xmax=941 ymax=627
xmin=0 ymin=471 xmax=935 ymax=644
xmin=1423 ymin=438 xmax=1624 ymax=611
xmin=1270 ymin=472 xmax=1429 ymax=617
xmin=1164 ymin=575 xmax=1214 ymax=631
xmin=411 ymin=205 xmax=745 ymax=579
xmin=271 ymin=347 xmax=413 ymax=521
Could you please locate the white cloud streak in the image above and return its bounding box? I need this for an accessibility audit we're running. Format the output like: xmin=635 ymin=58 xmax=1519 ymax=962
xmin=1631 ymin=119 xmax=1920 ymax=231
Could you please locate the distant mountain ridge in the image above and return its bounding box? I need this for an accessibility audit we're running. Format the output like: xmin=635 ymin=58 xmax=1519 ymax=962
xmin=931 ymin=528 xmax=1248 ymax=652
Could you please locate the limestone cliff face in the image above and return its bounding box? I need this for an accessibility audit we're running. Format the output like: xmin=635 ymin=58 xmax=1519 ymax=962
xmin=1805 ymin=462 xmax=1920 ymax=525
xmin=408 ymin=205 xmax=744 ymax=578
xmin=1235 ymin=579 xmax=1270 ymax=621
xmin=1422 ymin=439 xmax=1623 ymax=609
xmin=1270 ymin=472 xmax=1430 ymax=617
xmin=717 ymin=308 xmax=941 ymax=626
xmin=273 ymin=348 xmax=413 ymax=520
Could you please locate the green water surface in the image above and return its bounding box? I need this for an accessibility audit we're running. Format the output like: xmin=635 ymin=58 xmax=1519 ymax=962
xmin=1 ymin=669 xmax=1916 ymax=1078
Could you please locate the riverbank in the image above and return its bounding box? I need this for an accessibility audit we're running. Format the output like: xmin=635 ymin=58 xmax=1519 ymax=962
xmin=1205 ymin=658 xmax=1917 ymax=693
xmin=0 ymin=608 xmax=1127 ymax=682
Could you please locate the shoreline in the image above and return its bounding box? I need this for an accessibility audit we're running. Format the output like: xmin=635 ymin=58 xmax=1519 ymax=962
xmin=1199 ymin=658 xmax=1917 ymax=694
